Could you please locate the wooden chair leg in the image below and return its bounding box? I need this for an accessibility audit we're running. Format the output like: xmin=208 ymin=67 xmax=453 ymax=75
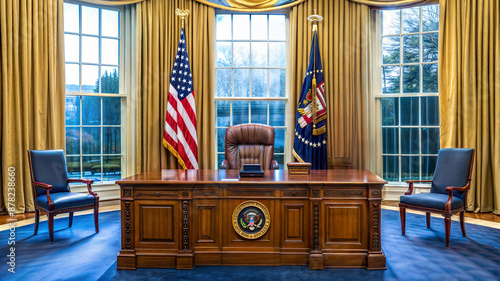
xmin=426 ymin=212 xmax=431 ymax=228
xmin=69 ymin=212 xmax=74 ymax=228
xmin=34 ymin=209 xmax=40 ymax=235
xmin=460 ymin=211 xmax=466 ymax=237
xmin=444 ymin=216 xmax=451 ymax=247
xmin=48 ymin=213 xmax=55 ymax=244
xmin=94 ymin=206 xmax=99 ymax=233
xmin=400 ymin=207 xmax=406 ymax=235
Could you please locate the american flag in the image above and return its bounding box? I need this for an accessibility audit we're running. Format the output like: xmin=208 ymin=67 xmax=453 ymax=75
xmin=163 ymin=29 xmax=198 ymax=169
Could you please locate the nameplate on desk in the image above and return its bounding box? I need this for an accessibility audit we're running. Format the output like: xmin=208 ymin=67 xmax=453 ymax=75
xmin=221 ymin=178 xmax=239 ymax=181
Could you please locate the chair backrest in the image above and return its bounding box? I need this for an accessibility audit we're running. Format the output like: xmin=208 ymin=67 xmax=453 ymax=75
xmin=224 ymin=124 xmax=275 ymax=170
xmin=28 ymin=150 xmax=70 ymax=198
xmin=431 ymin=148 xmax=474 ymax=199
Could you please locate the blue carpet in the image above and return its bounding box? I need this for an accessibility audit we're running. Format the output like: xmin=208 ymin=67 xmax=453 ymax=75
xmin=1 ymin=209 xmax=500 ymax=281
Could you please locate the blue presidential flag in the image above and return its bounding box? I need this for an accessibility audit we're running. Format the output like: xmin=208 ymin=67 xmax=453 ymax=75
xmin=292 ymin=31 xmax=327 ymax=170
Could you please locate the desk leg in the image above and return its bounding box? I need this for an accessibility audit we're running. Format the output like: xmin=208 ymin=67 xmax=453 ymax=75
xmin=309 ymin=202 xmax=324 ymax=270
xmin=177 ymin=200 xmax=195 ymax=269
xmin=367 ymin=200 xmax=386 ymax=270
xmin=118 ymin=198 xmax=137 ymax=270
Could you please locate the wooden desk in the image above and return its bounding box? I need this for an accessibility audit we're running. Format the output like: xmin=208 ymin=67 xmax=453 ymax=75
xmin=116 ymin=169 xmax=387 ymax=270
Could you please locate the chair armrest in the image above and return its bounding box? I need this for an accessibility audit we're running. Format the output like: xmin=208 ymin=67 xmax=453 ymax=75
xmin=32 ymin=181 xmax=53 ymax=190
xmin=444 ymin=184 xmax=470 ymax=212
xmin=404 ymin=180 xmax=433 ymax=195
xmin=220 ymin=160 xmax=228 ymax=169
xmin=68 ymin=178 xmax=97 ymax=196
xmin=271 ymin=160 xmax=279 ymax=170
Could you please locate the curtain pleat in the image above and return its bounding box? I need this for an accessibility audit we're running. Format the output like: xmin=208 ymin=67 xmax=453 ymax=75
xmin=0 ymin=0 xmax=65 ymax=214
xmin=439 ymin=0 xmax=500 ymax=213
xmin=290 ymin=0 xmax=370 ymax=169
xmin=139 ymin=0 xmax=214 ymax=171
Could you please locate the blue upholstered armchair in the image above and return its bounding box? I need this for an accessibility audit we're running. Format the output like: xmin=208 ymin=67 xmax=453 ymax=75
xmin=399 ymin=148 xmax=474 ymax=247
xmin=28 ymin=150 xmax=99 ymax=243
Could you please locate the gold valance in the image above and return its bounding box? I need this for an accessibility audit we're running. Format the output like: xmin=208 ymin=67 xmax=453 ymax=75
xmin=74 ymin=0 xmax=143 ymax=6
xmin=194 ymin=0 xmax=306 ymax=12
xmin=348 ymin=0 xmax=438 ymax=9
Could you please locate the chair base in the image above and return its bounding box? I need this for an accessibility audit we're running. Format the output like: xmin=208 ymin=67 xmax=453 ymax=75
xmin=399 ymin=203 xmax=466 ymax=247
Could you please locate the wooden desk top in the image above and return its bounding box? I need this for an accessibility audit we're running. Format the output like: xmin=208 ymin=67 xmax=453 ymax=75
xmin=116 ymin=169 xmax=387 ymax=186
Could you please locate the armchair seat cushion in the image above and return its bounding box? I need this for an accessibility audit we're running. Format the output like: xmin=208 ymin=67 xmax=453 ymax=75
xmin=35 ymin=192 xmax=95 ymax=210
xmin=400 ymin=193 xmax=464 ymax=210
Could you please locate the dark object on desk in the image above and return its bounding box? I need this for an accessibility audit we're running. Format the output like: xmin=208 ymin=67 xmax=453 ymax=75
xmin=28 ymin=149 xmax=99 ymax=243
xmin=399 ymin=148 xmax=474 ymax=247
xmin=287 ymin=162 xmax=311 ymax=175
xmin=220 ymin=124 xmax=279 ymax=170
xmin=239 ymin=164 xmax=264 ymax=177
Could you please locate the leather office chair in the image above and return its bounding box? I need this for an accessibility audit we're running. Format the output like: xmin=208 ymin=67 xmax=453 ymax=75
xmin=399 ymin=148 xmax=474 ymax=247
xmin=220 ymin=124 xmax=279 ymax=170
xmin=28 ymin=150 xmax=99 ymax=243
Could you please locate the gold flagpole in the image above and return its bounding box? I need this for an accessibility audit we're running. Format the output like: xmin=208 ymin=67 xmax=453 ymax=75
xmin=307 ymin=9 xmax=323 ymax=131
xmin=175 ymin=8 xmax=190 ymax=29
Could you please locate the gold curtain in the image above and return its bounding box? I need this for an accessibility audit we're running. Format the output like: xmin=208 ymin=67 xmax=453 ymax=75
xmin=139 ymin=0 xmax=215 ymax=171
xmin=439 ymin=0 xmax=500 ymax=213
xmin=0 ymin=0 xmax=66 ymax=214
xmin=194 ymin=0 xmax=306 ymax=12
xmin=348 ymin=0 xmax=437 ymax=9
xmin=73 ymin=0 xmax=144 ymax=5
xmin=290 ymin=0 xmax=371 ymax=169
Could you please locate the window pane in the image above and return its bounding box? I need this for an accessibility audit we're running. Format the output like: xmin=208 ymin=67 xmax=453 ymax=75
xmin=82 ymin=127 xmax=101 ymax=154
xmin=251 ymin=69 xmax=267 ymax=97
xmin=382 ymin=66 xmax=400 ymax=93
xmin=382 ymin=36 xmax=400 ymax=64
xmin=233 ymin=15 xmax=250 ymax=40
xmin=103 ymin=156 xmax=121 ymax=181
xmin=382 ymin=128 xmax=399 ymax=154
xmin=102 ymin=9 xmax=119 ymax=37
xmin=102 ymin=38 xmax=119 ymax=65
xmin=216 ymin=15 xmax=232 ymax=40
xmin=381 ymin=98 xmax=399 ymax=126
xmin=269 ymin=69 xmax=285 ymax=98
xmin=232 ymin=101 xmax=249 ymax=125
xmin=274 ymin=128 xmax=285 ymax=153
xmin=402 ymin=7 xmax=419 ymax=34
xmin=274 ymin=154 xmax=284 ymax=170
xmin=421 ymin=96 xmax=439 ymax=126
xmin=216 ymin=101 xmax=230 ymax=127
xmin=216 ymin=69 xmax=232 ymax=97
xmin=217 ymin=153 xmax=225 ymax=168
xmin=400 ymin=97 xmax=418 ymax=125
xmin=251 ymin=101 xmax=267 ymax=124
xmin=269 ymin=101 xmax=285 ymax=126
xmin=217 ymin=128 xmax=226 ymax=153
xmin=401 ymin=156 xmax=419 ymax=181
xmin=269 ymin=15 xmax=286 ymax=40
xmin=422 ymin=5 xmax=439 ymax=32
xmin=401 ymin=128 xmax=419 ymax=154
xmin=82 ymin=36 xmax=99 ymax=63
xmin=217 ymin=42 xmax=232 ymax=67
xmin=103 ymin=127 xmax=121 ymax=154
xmin=82 ymin=65 xmax=99 ymax=93
xmin=251 ymin=15 xmax=267 ymax=40
xmin=66 ymin=156 xmax=81 ymax=178
xmin=421 ymin=128 xmax=439 ymax=154
xmin=422 ymin=156 xmax=437 ymax=180
xmin=83 ymin=156 xmax=100 ymax=178
xmin=422 ymin=64 xmax=438 ymax=93
xmin=234 ymin=69 xmax=250 ymax=97
xmin=82 ymin=96 xmax=101 ymax=125
xmin=66 ymin=96 xmax=80 ymax=125
xmin=251 ymin=42 xmax=267 ymax=67
xmin=66 ymin=128 xmax=80 ymax=155
xmin=65 ymin=34 xmax=80 ymax=62
xmin=402 ymin=65 xmax=419 ymax=93
xmin=103 ymin=97 xmax=121 ymax=125
xmin=233 ymin=42 xmax=249 ymax=67
xmin=422 ymin=33 xmax=438 ymax=62
xmin=382 ymin=10 xmax=400 ymax=35
xmin=269 ymin=42 xmax=286 ymax=67
xmin=402 ymin=35 xmax=419 ymax=63
xmin=100 ymin=66 xmax=119 ymax=94
xmin=65 ymin=64 xmax=80 ymax=92
xmin=383 ymin=156 xmax=399 ymax=181
xmin=64 ymin=3 xmax=79 ymax=33
xmin=82 ymin=6 xmax=99 ymax=35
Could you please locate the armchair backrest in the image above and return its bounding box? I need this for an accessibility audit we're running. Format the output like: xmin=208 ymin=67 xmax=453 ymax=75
xmin=431 ymin=148 xmax=474 ymax=199
xmin=28 ymin=150 xmax=70 ymax=197
xmin=224 ymin=124 xmax=275 ymax=170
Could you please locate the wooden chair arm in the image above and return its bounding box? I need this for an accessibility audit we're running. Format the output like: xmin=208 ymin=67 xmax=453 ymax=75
xmin=444 ymin=184 xmax=470 ymax=212
xmin=404 ymin=180 xmax=433 ymax=195
xmin=404 ymin=180 xmax=433 ymax=183
xmin=32 ymin=181 xmax=53 ymax=190
xmin=68 ymin=178 xmax=97 ymax=196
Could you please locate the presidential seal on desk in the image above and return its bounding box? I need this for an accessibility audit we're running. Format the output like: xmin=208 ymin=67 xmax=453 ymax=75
xmin=232 ymin=201 xmax=270 ymax=239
